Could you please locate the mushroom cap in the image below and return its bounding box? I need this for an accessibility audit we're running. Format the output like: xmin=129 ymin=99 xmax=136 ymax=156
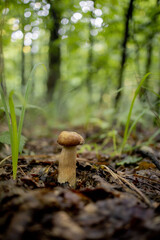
xmin=57 ymin=131 xmax=84 ymax=146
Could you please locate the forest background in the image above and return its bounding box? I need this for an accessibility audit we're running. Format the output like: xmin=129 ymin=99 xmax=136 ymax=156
xmin=0 ymin=0 xmax=160 ymax=136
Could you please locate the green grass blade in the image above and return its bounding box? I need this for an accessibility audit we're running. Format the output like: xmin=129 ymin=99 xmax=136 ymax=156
xmin=120 ymin=73 xmax=150 ymax=153
xmin=145 ymin=128 xmax=160 ymax=145
xmin=127 ymin=109 xmax=146 ymax=140
xmin=9 ymin=90 xmax=19 ymax=180
xmin=142 ymin=86 xmax=160 ymax=98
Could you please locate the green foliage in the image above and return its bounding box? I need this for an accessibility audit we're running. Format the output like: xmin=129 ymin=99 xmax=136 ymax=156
xmin=116 ymin=156 xmax=142 ymax=166
xmin=120 ymin=73 xmax=151 ymax=153
xmin=0 ymin=63 xmax=46 ymax=179
xmin=107 ymin=130 xmax=118 ymax=153
xmin=0 ymin=131 xmax=26 ymax=153
xmin=9 ymin=90 xmax=19 ymax=179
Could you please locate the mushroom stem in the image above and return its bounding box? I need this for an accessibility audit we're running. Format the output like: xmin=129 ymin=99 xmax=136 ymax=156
xmin=58 ymin=146 xmax=77 ymax=187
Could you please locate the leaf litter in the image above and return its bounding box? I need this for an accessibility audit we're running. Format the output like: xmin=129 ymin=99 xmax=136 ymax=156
xmin=0 ymin=130 xmax=160 ymax=240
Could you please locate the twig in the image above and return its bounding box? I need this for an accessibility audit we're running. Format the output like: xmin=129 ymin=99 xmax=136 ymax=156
xmin=127 ymin=175 xmax=160 ymax=191
xmin=101 ymin=165 xmax=151 ymax=207
xmin=0 ymin=155 xmax=12 ymax=166
xmin=136 ymin=148 xmax=160 ymax=170
xmin=133 ymin=173 xmax=160 ymax=184
xmin=18 ymin=165 xmax=26 ymax=176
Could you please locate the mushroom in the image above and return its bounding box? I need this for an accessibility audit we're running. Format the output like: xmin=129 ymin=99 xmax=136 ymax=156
xmin=57 ymin=131 xmax=84 ymax=187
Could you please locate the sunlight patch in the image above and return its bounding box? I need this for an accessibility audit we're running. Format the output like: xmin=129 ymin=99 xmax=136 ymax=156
xmin=24 ymin=11 xmax=31 ymax=18
xmin=11 ymin=30 xmax=23 ymax=40
xmin=2 ymin=8 xmax=9 ymax=15
xmin=24 ymin=38 xmax=32 ymax=46
xmin=94 ymin=9 xmax=102 ymax=17
xmin=24 ymin=24 xmax=31 ymax=31
xmin=90 ymin=29 xmax=98 ymax=36
xmin=91 ymin=17 xmax=103 ymax=27
xmin=79 ymin=1 xmax=94 ymax=12
xmin=61 ymin=18 xmax=69 ymax=25
xmin=34 ymin=2 xmax=41 ymax=10
xmin=23 ymin=46 xmax=31 ymax=53
xmin=71 ymin=13 xmax=82 ymax=23
xmin=31 ymin=45 xmax=39 ymax=53
xmin=23 ymin=0 xmax=30 ymax=3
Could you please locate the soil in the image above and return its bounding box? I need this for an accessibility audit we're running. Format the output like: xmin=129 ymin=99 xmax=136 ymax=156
xmin=0 ymin=128 xmax=160 ymax=240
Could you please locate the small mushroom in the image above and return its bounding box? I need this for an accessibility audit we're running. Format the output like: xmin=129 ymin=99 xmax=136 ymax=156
xmin=57 ymin=131 xmax=84 ymax=187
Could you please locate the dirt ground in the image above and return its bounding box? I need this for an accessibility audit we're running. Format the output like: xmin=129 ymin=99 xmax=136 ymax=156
xmin=0 ymin=128 xmax=160 ymax=240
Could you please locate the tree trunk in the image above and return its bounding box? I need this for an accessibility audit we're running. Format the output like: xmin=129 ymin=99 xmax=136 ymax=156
xmin=114 ymin=0 xmax=135 ymax=108
xmin=86 ymin=15 xmax=94 ymax=104
xmin=155 ymin=0 xmax=160 ymax=121
xmin=47 ymin=1 xmax=61 ymax=100
xmin=21 ymin=36 xmax=25 ymax=89
xmin=0 ymin=5 xmax=6 ymax=93
xmin=157 ymin=52 xmax=160 ymax=117
xmin=140 ymin=0 xmax=159 ymax=102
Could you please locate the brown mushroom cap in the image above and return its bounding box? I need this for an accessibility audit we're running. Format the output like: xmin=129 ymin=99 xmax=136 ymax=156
xmin=57 ymin=131 xmax=84 ymax=146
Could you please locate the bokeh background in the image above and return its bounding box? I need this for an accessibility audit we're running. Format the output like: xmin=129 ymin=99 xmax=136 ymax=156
xmin=0 ymin=0 xmax=160 ymax=132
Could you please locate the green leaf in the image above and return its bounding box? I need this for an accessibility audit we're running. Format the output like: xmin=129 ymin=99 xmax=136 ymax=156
xmin=0 ymin=106 xmax=22 ymax=116
xmin=116 ymin=156 xmax=142 ymax=166
xmin=16 ymin=104 xmax=43 ymax=111
xmin=9 ymin=90 xmax=19 ymax=179
xmin=0 ymin=104 xmax=42 ymax=117
xmin=0 ymin=131 xmax=26 ymax=154
xmin=0 ymin=131 xmax=11 ymax=145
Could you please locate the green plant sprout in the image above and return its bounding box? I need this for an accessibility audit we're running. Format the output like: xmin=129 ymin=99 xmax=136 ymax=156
xmin=116 ymin=156 xmax=142 ymax=166
xmin=0 ymin=63 xmax=46 ymax=180
xmin=120 ymin=73 xmax=151 ymax=153
xmin=107 ymin=130 xmax=117 ymax=153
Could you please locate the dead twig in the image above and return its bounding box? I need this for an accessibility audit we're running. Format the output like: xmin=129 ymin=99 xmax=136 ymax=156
xmin=18 ymin=165 xmax=27 ymax=176
xmin=0 ymin=155 xmax=12 ymax=166
xmin=101 ymin=165 xmax=151 ymax=207
xmin=136 ymin=147 xmax=160 ymax=170
xmin=133 ymin=173 xmax=160 ymax=185
xmin=126 ymin=175 xmax=160 ymax=191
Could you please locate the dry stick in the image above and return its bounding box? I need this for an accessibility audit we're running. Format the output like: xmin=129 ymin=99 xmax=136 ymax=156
xmin=133 ymin=173 xmax=160 ymax=184
xmin=0 ymin=155 xmax=12 ymax=166
xmin=101 ymin=165 xmax=151 ymax=207
xmin=18 ymin=165 xmax=26 ymax=176
xmin=136 ymin=149 xmax=160 ymax=170
xmin=127 ymin=175 xmax=160 ymax=191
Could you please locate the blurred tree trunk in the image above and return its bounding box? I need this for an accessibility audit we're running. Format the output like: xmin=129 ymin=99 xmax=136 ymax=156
xmin=85 ymin=0 xmax=97 ymax=104
xmin=47 ymin=0 xmax=61 ymax=100
xmin=30 ymin=45 xmax=35 ymax=95
xmin=20 ymin=13 xmax=26 ymax=92
xmin=86 ymin=13 xmax=94 ymax=104
xmin=132 ymin=34 xmax=141 ymax=76
xmin=114 ymin=0 xmax=135 ymax=108
xmin=155 ymin=49 xmax=160 ymax=120
xmin=21 ymin=37 xmax=25 ymax=89
xmin=0 ymin=22 xmax=5 ymax=89
xmin=157 ymin=60 xmax=160 ymax=117
xmin=140 ymin=0 xmax=160 ymax=101
xmin=155 ymin=0 xmax=160 ymax=121
xmin=0 ymin=4 xmax=6 ymax=93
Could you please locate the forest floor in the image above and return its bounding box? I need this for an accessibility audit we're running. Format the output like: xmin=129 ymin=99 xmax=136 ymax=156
xmin=0 ymin=126 xmax=160 ymax=240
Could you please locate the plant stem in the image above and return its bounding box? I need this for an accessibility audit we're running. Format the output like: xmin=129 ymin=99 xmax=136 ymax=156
xmin=9 ymin=90 xmax=19 ymax=179
xmin=120 ymin=73 xmax=150 ymax=153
